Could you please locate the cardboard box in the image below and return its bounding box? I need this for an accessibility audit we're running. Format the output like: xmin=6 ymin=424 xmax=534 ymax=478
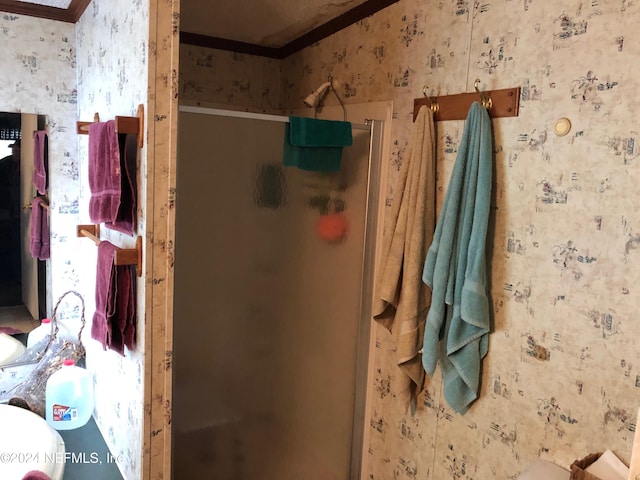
xmin=570 ymin=453 xmax=603 ymax=480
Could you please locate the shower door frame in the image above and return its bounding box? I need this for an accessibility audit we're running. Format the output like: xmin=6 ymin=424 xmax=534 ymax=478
xmin=175 ymin=105 xmax=385 ymax=480
xmin=349 ymin=113 xmax=384 ymax=480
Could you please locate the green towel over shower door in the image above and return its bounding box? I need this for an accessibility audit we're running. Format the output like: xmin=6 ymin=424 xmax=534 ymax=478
xmin=283 ymin=116 xmax=353 ymax=172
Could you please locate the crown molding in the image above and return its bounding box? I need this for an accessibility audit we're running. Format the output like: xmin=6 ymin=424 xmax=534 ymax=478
xmin=180 ymin=0 xmax=399 ymax=59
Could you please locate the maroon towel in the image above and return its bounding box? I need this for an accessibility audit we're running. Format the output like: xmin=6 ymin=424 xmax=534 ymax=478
xmin=29 ymin=197 xmax=50 ymax=260
xmin=0 ymin=326 xmax=22 ymax=335
xmin=92 ymin=241 xmax=117 ymax=350
xmin=91 ymin=241 xmax=136 ymax=356
xmin=33 ymin=130 xmax=48 ymax=195
xmin=105 ymin=133 xmax=137 ymax=235
xmin=88 ymin=121 xmax=121 ymax=224
xmin=109 ymin=260 xmax=136 ymax=356
xmin=22 ymin=471 xmax=51 ymax=480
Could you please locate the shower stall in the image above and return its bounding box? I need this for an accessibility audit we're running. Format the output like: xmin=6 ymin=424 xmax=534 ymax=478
xmin=172 ymin=106 xmax=385 ymax=479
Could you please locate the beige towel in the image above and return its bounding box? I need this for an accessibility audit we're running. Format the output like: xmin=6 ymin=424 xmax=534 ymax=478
xmin=373 ymin=106 xmax=436 ymax=408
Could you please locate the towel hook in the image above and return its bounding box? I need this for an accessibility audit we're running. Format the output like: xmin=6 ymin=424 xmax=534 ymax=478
xmin=474 ymin=79 xmax=493 ymax=110
xmin=474 ymin=79 xmax=492 ymax=109
xmin=422 ymin=85 xmax=439 ymax=113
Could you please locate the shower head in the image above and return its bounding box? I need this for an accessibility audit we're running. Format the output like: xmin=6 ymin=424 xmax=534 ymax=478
xmin=303 ymin=81 xmax=332 ymax=108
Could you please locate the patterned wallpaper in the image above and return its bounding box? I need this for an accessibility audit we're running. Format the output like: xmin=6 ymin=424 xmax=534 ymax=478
xmin=180 ymin=0 xmax=640 ymax=477
xmin=0 ymin=12 xmax=77 ymax=308
xmin=179 ymin=44 xmax=283 ymax=112
xmin=75 ymin=1 xmax=149 ymax=479
xmin=0 ymin=7 xmax=147 ymax=479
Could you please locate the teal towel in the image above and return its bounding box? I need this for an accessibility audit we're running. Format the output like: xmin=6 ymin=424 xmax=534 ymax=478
xmin=283 ymin=117 xmax=352 ymax=172
xmin=289 ymin=116 xmax=352 ymax=147
xmin=422 ymin=102 xmax=492 ymax=414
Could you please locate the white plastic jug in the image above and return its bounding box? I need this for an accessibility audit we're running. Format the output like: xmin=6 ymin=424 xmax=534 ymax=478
xmin=45 ymin=359 xmax=94 ymax=430
xmin=27 ymin=317 xmax=52 ymax=349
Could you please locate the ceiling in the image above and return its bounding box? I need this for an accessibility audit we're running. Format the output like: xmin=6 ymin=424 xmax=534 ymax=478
xmin=0 ymin=0 xmax=398 ymax=58
xmin=15 ymin=0 xmax=70 ymax=7
xmin=182 ymin=0 xmax=369 ymax=48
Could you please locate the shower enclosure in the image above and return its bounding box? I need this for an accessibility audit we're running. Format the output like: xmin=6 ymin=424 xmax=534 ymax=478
xmin=172 ymin=106 xmax=384 ymax=479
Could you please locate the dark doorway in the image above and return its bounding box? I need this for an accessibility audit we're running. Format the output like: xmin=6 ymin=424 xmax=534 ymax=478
xmin=0 ymin=112 xmax=22 ymax=307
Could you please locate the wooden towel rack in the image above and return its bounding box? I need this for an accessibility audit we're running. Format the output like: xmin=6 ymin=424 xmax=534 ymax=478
xmin=25 ymin=200 xmax=49 ymax=211
xmin=414 ymin=80 xmax=521 ymax=122
xmin=76 ymin=104 xmax=144 ymax=148
xmin=77 ymin=224 xmax=143 ymax=277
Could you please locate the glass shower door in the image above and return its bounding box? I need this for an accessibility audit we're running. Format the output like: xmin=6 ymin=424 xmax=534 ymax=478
xmin=173 ymin=110 xmax=376 ymax=479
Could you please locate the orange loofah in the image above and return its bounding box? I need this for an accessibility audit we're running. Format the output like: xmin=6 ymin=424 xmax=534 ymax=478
xmin=316 ymin=213 xmax=349 ymax=243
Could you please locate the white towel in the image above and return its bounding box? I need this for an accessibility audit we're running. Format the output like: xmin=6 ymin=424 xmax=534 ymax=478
xmin=372 ymin=106 xmax=436 ymax=408
xmin=586 ymin=450 xmax=628 ymax=480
